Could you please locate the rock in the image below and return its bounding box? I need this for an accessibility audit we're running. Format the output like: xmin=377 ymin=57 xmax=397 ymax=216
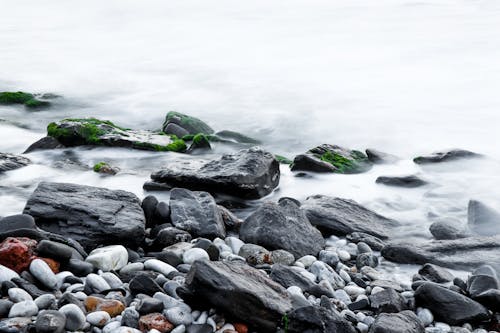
xmin=473 ymin=289 xmax=500 ymax=311
xmin=269 ymin=264 xmax=333 ymax=298
xmin=376 ymin=175 xmax=428 ymax=188
xmin=418 ymin=264 xmax=454 ymax=283
xmin=87 ymin=310 xmax=111 ymax=327
xmin=368 ymin=311 xmax=424 ymax=333
xmin=414 ymin=283 xmax=490 ymax=325
xmin=85 ymin=296 xmax=125 ymax=317
xmin=413 ymin=149 xmax=480 ymax=164
xmin=24 ymin=136 xmax=65 ymax=153
xmin=183 ymin=248 xmax=209 ymax=265
xmin=240 ymin=199 xmax=324 ymax=258
xmin=142 ymin=195 xmax=159 ymax=228
xmin=0 ymin=237 xmax=37 ymax=273
xmin=136 ymin=297 xmax=164 ymax=315
xmin=369 ymin=288 xmax=407 ymax=313
xmin=153 ymin=227 xmax=192 ymax=250
xmin=144 ymin=259 xmax=177 ymax=277
xmin=59 ymin=303 xmax=86 ymax=331
xmin=121 ymin=307 xmax=140 ymax=328
xmin=0 ymin=214 xmax=36 ymax=233
xmin=290 ymin=144 xmax=371 ymax=173
xmin=162 ymin=111 xmax=214 ymax=135
xmin=0 ymin=91 xmax=51 ymax=107
xmin=138 ymin=313 xmax=175 ymax=333
xmin=0 ymin=299 xmax=13 ymax=318
xmin=164 ymin=307 xmax=193 ymax=326
xmin=46 ymin=118 xmax=186 ymax=152
xmin=8 ymin=288 xmax=32 ymax=302
xmin=468 ymin=274 xmax=499 ymax=298
xmin=356 ymin=253 xmax=378 ymax=269
xmin=153 ymin=202 xmax=171 ymax=226
xmin=218 ymin=206 xmax=243 ymax=231
xmin=365 ymin=149 xmax=398 ymax=164
xmin=35 ymin=310 xmax=66 ymax=333
xmin=0 ymin=152 xmax=30 ymax=172
xmin=129 ymin=274 xmax=164 ymax=296
xmin=429 ymin=221 xmax=469 ymax=240
xmin=37 ymin=240 xmax=73 ymax=262
xmin=29 ymin=258 xmax=58 ymax=289
xmin=310 ymin=261 xmax=345 ymax=289
xmin=165 ymin=123 xmax=190 ymax=138
xmin=346 ymin=232 xmax=386 ymax=251
xmin=238 ymin=243 xmax=271 ymax=265
xmin=65 ymin=259 xmax=94 ymax=276
xmin=467 ymin=200 xmax=500 ymax=236
xmin=270 ymin=250 xmax=295 ymax=266
xmin=183 ymin=261 xmax=292 ymax=333
xmin=34 ymin=294 xmax=56 ymax=310
xmin=187 ymin=134 xmax=211 ymax=151
xmin=93 ymin=162 xmax=119 ymax=175
xmin=192 ymin=238 xmax=219 ymax=261
xmin=302 ymin=195 xmax=399 ymax=239
xmin=23 ymin=182 xmax=146 ymax=251
xmin=148 ymin=147 xmax=280 ymax=199
xmin=285 ymin=303 xmax=356 ymax=333
xmin=169 ymin=188 xmax=225 ymax=239
xmin=381 ymin=236 xmax=500 ymax=273
xmin=8 ymin=300 xmax=38 ymax=317
xmin=85 ymin=245 xmax=128 ymax=271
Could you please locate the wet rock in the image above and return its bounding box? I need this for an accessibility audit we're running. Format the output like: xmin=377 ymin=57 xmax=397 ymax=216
xmin=35 ymin=310 xmax=66 ymax=333
xmin=270 ymin=264 xmax=333 ymax=298
xmin=369 ymin=288 xmax=407 ymax=313
xmin=36 ymin=240 xmax=73 ymax=262
xmin=24 ymin=136 xmax=65 ymax=153
xmin=136 ymin=297 xmax=164 ymax=315
xmin=368 ymin=310 xmax=424 ymax=333
xmin=187 ymin=134 xmax=211 ymax=151
xmin=414 ymin=282 xmax=490 ymax=325
xmin=23 ymin=182 xmax=146 ymax=251
xmin=152 ymin=227 xmax=192 ymax=250
xmin=468 ymin=274 xmax=499 ymax=298
xmin=346 ymin=232 xmax=386 ymax=251
xmin=129 ymin=274 xmax=164 ymax=296
xmin=418 ymin=264 xmax=454 ymax=283
xmin=0 ymin=237 xmax=37 ymax=273
xmin=85 ymin=245 xmax=129 ymax=272
xmin=240 ymin=199 xmax=324 ymax=258
xmin=365 ymin=149 xmax=398 ymax=164
xmin=169 ymin=188 xmax=225 ymax=239
xmin=218 ymin=206 xmax=242 ymax=232
xmin=162 ymin=111 xmax=214 ymax=135
xmin=65 ymin=259 xmax=94 ymax=276
xmin=8 ymin=287 xmax=32 ymax=302
xmin=302 ymin=195 xmax=399 ymax=239
xmin=376 ymin=175 xmax=428 ymax=188
xmin=467 ymin=200 xmax=500 ymax=236
xmin=0 ymin=299 xmax=13 ymax=318
xmin=93 ymin=162 xmax=119 ymax=175
xmin=147 ymin=147 xmax=280 ymax=199
xmin=413 ymin=149 xmax=480 ymax=164
xmin=138 ymin=313 xmax=175 ymax=333
xmin=291 ymin=144 xmax=371 ymax=173
xmin=121 ymin=307 xmax=140 ymax=328
xmin=0 ymin=152 xmax=30 ymax=172
xmin=285 ymin=304 xmax=357 ymax=333
xmin=429 ymin=221 xmax=469 ymax=240
xmin=183 ymin=261 xmax=292 ymax=333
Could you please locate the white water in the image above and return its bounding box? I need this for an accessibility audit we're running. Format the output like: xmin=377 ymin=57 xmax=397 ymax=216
xmin=2 ymin=0 xmax=500 ymax=248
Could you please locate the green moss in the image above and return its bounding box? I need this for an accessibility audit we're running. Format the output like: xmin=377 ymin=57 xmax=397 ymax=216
xmin=62 ymin=118 xmax=128 ymax=131
xmin=320 ymin=151 xmax=355 ymax=173
xmin=47 ymin=122 xmax=72 ymax=139
xmin=164 ymin=111 xmax=214 ymax=134
xmin=182 ymin=134 xmax=195 ymax=141
xmin=282 ymin=313 xmax=289 ymax=333
xmin=0 ymin=92 xmax=34 ymax=104
xmin=93 ymin=162 xmax=107 ymax=172
xmin=132 ymin=138 xmax=187 ymax=152
xmin=24 ymin=98 xmax=50 ymax=108
xmin=275 ymin=155 xmax=292 ymax=164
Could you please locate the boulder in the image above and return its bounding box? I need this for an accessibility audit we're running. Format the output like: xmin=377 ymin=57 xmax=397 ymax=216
xmin=468 ymin=200 xmax=500 ymax=236
xmin=418 ymin=263 xmax=454 ymax=283
xmin=0 ymin=152 xmax=30 ymax=172
xmin=413 ymin=149 xmax=481 ymax=164
xmin=376 ymin=175 xmax=427 ymax=188
xmin=23 ymin=182 xmax=146 ymax=251
xmin=240 ymin=198 xmax=324 ymax=258
xmin=182 ymin=260 xmax=292 ymax=333
xmin=302 ymin=195 xmax=399 ymax=239
xmin=414 ymin=282 xmax=490 ymax=325
xmin=162 ymin=111 xmax=214 ymax=135
xmin=368 ymin=311 xmax=424 ymax=333
xmin=291 ymin=144 xmax=371 ymax=173
xmin=285 ymin=304 xmax=356 ymax=333
xmin=169 ymin=188 xmax=225 ymax=239
xmin=365 ymin=149 xmax=398 ymax=164
xmin=429 ymin=221 xmax=469 ymax=240
xmin=24 ymin=136 xmax=65 ymax=153
xmin=147 ymin=147 xmax=280 ymax=199
xmin=0 ymin=237 xmax=37 ymax=273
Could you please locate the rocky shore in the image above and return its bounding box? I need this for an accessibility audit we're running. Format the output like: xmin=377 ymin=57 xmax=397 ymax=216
xmin=0 ymin=104 xmax=499 ymax=333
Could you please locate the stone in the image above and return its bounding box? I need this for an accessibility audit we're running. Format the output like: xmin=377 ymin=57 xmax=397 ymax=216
xmin=86 ymin=273 xmax=111 ymax=293
xmin=153 ymin=201 xmax=171 ymax=226
xmin=291 ymin=144 xmax=371 ymax=173
xmin=418 ymin=264 xmax=454 ymax=283
xmin=369 ymin=288 xmax=407 ymax=313
xmin=8 ymin=287 xmax=32 ymax=302
xmin=59 ymin=303 xmax=86 ymax=331
xmin=121 ymin=307 xmax=140 ymax=328
xmin=65 ymin=259 xmax=94 ymax=276
xmin=346 ymin=232 xmax=386 ymax=251
xmin=310 ymin=261 xmax=345 ymax=289
xmin=285 ymin=304 xmax=357 ymax=333
xmin=368 ymin=311 xmax=425 ymax=333
xmin=0 ymin=214 xmax=36 ymax=233
xmin=467 ymin=200 xmax=500 ymax=236
xmin=192 ymin=238 xmax=219 ymax=261
xmin=35 ymin=310 xmax=66 ymax=333
xmin=87 ymin=311 xmax=111 ymax=327
xmin=23 ymin=182 xmax=146 ymax=251
xmin=270 ymin=250 xmax=295 ymax=266
xmin=413 ymin=149 xmax=480 ymax=164
xmin=129 ymin=274 xmax=164 ymax=296
xmin=183 ymin=261 xmax=292 ymax=333
xmin=169 ymin=188 xmax=225 ymax=239
xmin=468 ymin=274 xmax=499 ymax=298
xmin=136 ymin=297 xmax=164 ymax=315
xmin=138 ymin=313 xmax=175 ymax=333
xmin=162 ymin=111 xmax=214 ymax=135
xmin=0 ymin=299 xmax=13 ymax=318
xmin=85 ymin=245 xmax=128 ymax=271
xmin=164 ymin=307 xmax=193 ymax=326
xmin=153 ymin=227 xmax=192 ymax=250
xmin=24 ymin=136 xmax=65 ymax=153
xmin=269 ymin=264 xmax=333 ymax=298
xmin=147 ymin=147 xmax=280 ymax=199
xmin=414 ymin=283 xmax=490 ymax=325
xmin=365 ymin=149 xmax=398 ymax=164
xmin=29 ymin=258 xmax=58 ymax=289
xmin=302 ymin=195 xmax=398 ymax=239
xmin=240 ymin=199 xmax=324 ymax=259
xmin=416 ymin=308 xmax=433 ymax=326
xmin=144 ymin=259 xmax=177 ymax=277
xmin=142 ymin=195 xmax=159 ymax=228
xmin=219 ymin=206 xmax=243 ymax=231
xmin=8 ymin=300 xmax=38 ymax=317
xmin=429 ymin=221 xmax=469 ymax=240
xmin=37 ymin=240 xmax=73 ymax=262
xmin=34 ymin=294 xmax=56 ymax=310
xmin=238 ymin=243 xmax=271 ymax=265
xmin=215 ymin=130 xmax=261 ymax=144
xmin=376 ymin=175 xmax=428 ymax=188
xmin=85 ymin=296 xmax=125 ymax=317
xmin=356 ymin=253 xmax=378 ymax=269
xmin=0 ymin=237 xmax=37 ymax=273
xmin=183 ymin=248 xmax=209 ymax=265
xmin=0 ymin=152 xmax=30 ymax=172
xmin=165 ymin=122 xmax=190 ymax=138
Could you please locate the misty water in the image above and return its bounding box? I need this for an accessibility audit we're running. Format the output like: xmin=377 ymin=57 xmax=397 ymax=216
xmin=2 ymin=0 xmax=500 ymax=280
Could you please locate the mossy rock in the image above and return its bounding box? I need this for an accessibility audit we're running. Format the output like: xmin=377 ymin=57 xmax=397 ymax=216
xmin=47 ymin=118 xmax=186 ymax=152
xmin=93 ymin=162 xmax=119 ymax=175
xmin=162 ymin=111 xmax=214 ymax=135
xmin=0 ymin=91 xmax=52 ymax=109
xmin=291 ymin=144 xmax=371 ymax=173
xmin=188 ymin=133 xmax=211 ymax=151
xmin=215 ymin=130 xmax=261 ymax=144
xmin=275 ymin=155 xmax=293 ymax=165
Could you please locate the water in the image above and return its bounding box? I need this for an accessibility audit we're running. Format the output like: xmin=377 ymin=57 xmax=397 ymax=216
xmin=2 ymin=0 xmax=500 ymax=249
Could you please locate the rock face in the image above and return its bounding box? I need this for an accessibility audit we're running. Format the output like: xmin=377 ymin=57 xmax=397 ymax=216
xmin=183 ymin=260 xmax=292 ymax=333
xmin=413 ymin=149 xmax=481 ymax=164
xmin=147 ymin=147 xmax=280 ymax=199
xmin=45 ymin=118 xmax=186 ymax=152
xmin=375 ymin=175 xmax=427 ymax=188
xmin=0 ymin=152 xmax=31 ymax=172
xmin=240 ymin=199 xmax=324 ymax=258
xmin=415 ymin=283 xmax=490 ymax=325
xmin=381 ymin=236 xmax=500 ymax=273
xmin=468 ymin=200 xmax=500 ymax=236
xmin=291 ymin=144 xmax=371 ymax=173
xmin=368 ymin=311 xmax=425 ymax=333
xmin=302 ymin=195 xmax=399 ymax=239
xmin=169 ymin=188 xmax=226 ymax=239
xmin=23 ymin=182 xmax=145 ymax=251
xmin=162 ymin=111 xmax=214 ymax=135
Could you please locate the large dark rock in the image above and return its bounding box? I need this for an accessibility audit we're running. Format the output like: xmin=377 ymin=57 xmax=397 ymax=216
xmin=368 ymin=311 xmax=424 ymax=333
xmin=147 ymin=147 xmax=280 ymax=199
xmin=285 ymin=304 xmax=356 ymax=333
xmin=23 ymin=182 xmax=146 ymax=251
xmin=369 ymin=288 xmax=407 ymax=313
xmin=240 ymin=199 xmax=324 ymax=258
xmin=0 ymin=153 xmax=30 ymax=172
xmin=302 ymin=195 xmax=399 ymax=239
xmin=468 ymin=200 xmax=500 ymax=236
xmin=413 ymin=149 xmax=481 ymax=164
xmin=291 ymin=144 xmax=371 ymax=173
xmin=162 ymin=111 xmax=214 ymax=135
xmin=169 ymin=188 xmax=225 ymax=239
xmin=376 ymin=175 xmax=427 ymax=188
xmin=24 ymin=136 xmax=65 ymax=153
xmin=381 ymin=236 xmax=500 ymax=273
xmin=418 ymin=263 xmax=454 ymax=283
xmin=414 ymin=283 xmax=490 ymax=325
xmin=183 ymin=260 xmax=292 ymax=333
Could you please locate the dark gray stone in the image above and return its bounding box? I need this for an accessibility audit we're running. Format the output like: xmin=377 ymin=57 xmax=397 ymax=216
xmin=369 ymin=288 xmax=407 ymax=313
xmin=0 ymin=214 xmax=36 ymax=233
xmin=429 ymin=221 xmax=469 ymax=240
xmin=164 ymin=123 xmax=190 ymax=138
xmin=136 ymin=297 xmax=164 ymax=315
xmin=468 ymin=200 xmax=500 ymax=236
xmin=376 ymin=175 xmax=427 ymax=188
xmin=0 ymin=153 xmax=30 ymax=172
xmin=346 ymin=232 xmax=386 ymax=251
xmin=142 ymin=195 xmax=158 ymax=229
xmin=152 ymin=227 xmax=192 ymax=251
xmin=468 ymin=274 xmax=499 ymax=298
xmin=365 ymin=149 xmax=398 ymax=164
xmin=35 ymin=310 xmax=66 ymax=333
xmin=285 ymin=304 xmax=356 ymax=333
xmin=37 ymin=240 xmax=73 ymax=262
xmin=23 ymin=182 xmax=146 ymax=251
xmin=240 ymin=198 xmax=324 ymax=258
xmin=162 ymin=111 xmax=214 ymax=135
xmin=368 ymin=311 xmax=424 ymax=333
xmin=24 ymin=136 xmax=65 ymax=153
xmin=270 ymin=264 xmax=334 ymax=298
xmin=418 ymin=264 xmax=454 ymax=283
xmin=413 ymin=149 xmax=481 ymax=164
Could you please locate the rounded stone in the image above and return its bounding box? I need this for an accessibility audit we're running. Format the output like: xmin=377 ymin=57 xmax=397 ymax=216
xmin=35 ymin=310 xmax=66 ymax=333
xmin=417 ymin=307 xmax=434 ymax=326
xmin=121 ymin=307 xmax=140 ymax=328
xmin=85 ymin=245 xmax=128 ymax=272
xmin=59 ymin=303 xmax=86 ymax=331
xmin=164 ymin=306 xmax=193 ymax=326
xmin=144 ymin=259 xmax=177 ymax=276
xmin=8 ymin=287 xmax=32 ymax=302
xmin=182 ymin=248 xmax=209 ymax=265
xmin=86 ymin=311 xmax=111 ymax=327
xmin=86 ymin=273 xmax=111 ymax=293
xmin=34 ymin=294 xmax=57 ymax=310
xmin=8 ymin=300 xmax=38 ymax=317
xmin=30 ymin=259 xmax=58 ymax=290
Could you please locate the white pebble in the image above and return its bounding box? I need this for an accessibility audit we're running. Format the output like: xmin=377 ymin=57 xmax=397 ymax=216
xmin=85 ymin=245 xmax=128 ymax=272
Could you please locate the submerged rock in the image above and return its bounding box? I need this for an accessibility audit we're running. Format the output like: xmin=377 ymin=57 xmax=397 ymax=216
xmin=182 ymin=260 xmax=292 ymax=333
xmin=93 ymin=161 xmax=119 ymax=175
xmin=45 ymin=118 xmax=186 ymax=152
xmin=467 ymin=199 xmax=500 ymax=236
xmin=147 ymin=147 xmax=280 ymax=199
xmin=0 ymin=91 xmax=52 ymax=108
xmin=429 ymin=221 xmax=469 ymax=240
xmin=376 ymin=175 xmax=428 ymax=188
xmin=240 ymin=198 xmax=324 ymax=258
xmin=413 ymin=149 xmax=481 ymax=164
xmin=162 ymin=111 xmax=214 ymax=135
xmin=291 ymin=144 xmax=371 ymax=173
xmin=0 ymin=152 xmax=30 ymax=172
xmin=302 ymin=195 xmax=399 ymax=239
xmin=365 ymin=149 xmax=398 ymax=164
xmin=215 ymin=130 xmax=261 ymax=144
xmin=24 ymin=136 xmax=65 ymax=153
xmin=23 ymin=182 xmax=146 ymax=251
